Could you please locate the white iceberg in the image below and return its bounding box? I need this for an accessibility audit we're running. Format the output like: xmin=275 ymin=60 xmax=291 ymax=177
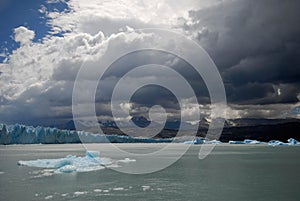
xmin=229 ymin=139 xmax=265 ymax=145
xmin=268 ymin=140 xmax=288 ymax=146
xmin=229 ymin=141 xmax=245 ymax=144
xmin=243 ymin=139 xmax=264 ymax=144
xmin=183 ymin=137 xmax=205 ymax=144
xmin=287 ymin=138 xmax=299 ymax=145
xmin=268 ymin=138 xmax=300 ymax=146
xmin=17 ymin=151 xmax=135 ymax=174
xmin=204 ymin=139 xmax=222 ymax=144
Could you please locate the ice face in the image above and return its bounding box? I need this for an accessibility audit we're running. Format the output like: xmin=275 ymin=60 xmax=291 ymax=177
xmin=17 ymin=151 xmax=135 ymax=175
xmin=1 ymin=123 xmax=300 ymax=146
xmin=0 ymin=123 xmax=172 ymax=144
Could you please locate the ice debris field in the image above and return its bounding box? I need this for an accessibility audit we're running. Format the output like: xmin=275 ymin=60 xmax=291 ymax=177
xmin=183 ymin=138 xmax=300 ymax=146
xmin=18 ymin=151 xmax=136 ymax=175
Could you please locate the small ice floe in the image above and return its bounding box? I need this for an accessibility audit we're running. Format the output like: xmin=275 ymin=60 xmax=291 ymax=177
xmin=0 ymin=171 xmax=4 ymax=174
xmin=229 ymin=141 xmax=245 ymax=144
xmin=142 ymin=185 xmax=151 ymax=191
xmin=17 ymin=151 xmax=135 ymax=175
xmin=183 ymin=138 xmax=205 ymax=144
xmin=112 ymin=187 xmax=125 ymax=191
xmin=268 ymin=138 xmax=299 ymax=146
xmin=117 ymin=158 xmax=136 ymax=163
xmin=229 ymin=139 xmax=265 ymax=145
xmin=93 ymin=189 xmax=102 ymax=193
xmin=243 ymin=139 xmax=264 ymax=144
xmin=74 ymin=191 xmax=87 ymax=196
xmin=44 ymin=195 xmax=53 ymax=200
xmin=204 ymin=139 xmax=222 ymax=144
xmin=268 ymin=140 xmax=287 ymax=146
xmin=287 ymin=138 xmax=299 ymax=145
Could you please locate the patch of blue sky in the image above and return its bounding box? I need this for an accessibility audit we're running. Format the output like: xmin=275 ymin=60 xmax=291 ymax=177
xmin=0 ymin=0 xmax=70 ymax=62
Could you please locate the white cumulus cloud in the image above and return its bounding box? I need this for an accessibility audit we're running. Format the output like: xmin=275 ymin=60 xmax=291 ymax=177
xmin=13 ymin=26 xmax=35 ymax=46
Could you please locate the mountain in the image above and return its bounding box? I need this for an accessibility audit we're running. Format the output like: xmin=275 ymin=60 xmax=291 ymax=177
xmin=52 ymin=117 xmax=300 ymax=142
xmin=131 ymin=116 xmax=150 ymax=128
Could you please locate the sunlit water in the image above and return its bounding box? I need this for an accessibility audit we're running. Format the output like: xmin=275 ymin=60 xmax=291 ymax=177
xmin=0 ymin=144 xmax=300 ymax=201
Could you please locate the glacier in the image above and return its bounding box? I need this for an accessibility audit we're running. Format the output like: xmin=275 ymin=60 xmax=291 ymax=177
xmin=0 ymin=123 xmax=172 ymax=144
xmin=18 ymin=151 xmax=136 ymax=174
xmin=1 ymin=123 xmax=299 ymax=146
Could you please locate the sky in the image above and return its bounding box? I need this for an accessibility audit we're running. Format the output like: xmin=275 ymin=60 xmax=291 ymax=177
xmin=0 ymin=0 xmax=300 ymax=126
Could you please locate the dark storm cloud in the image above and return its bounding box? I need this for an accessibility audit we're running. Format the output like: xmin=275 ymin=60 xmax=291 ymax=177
xmin=2 ymin=0 xmax=300 ymax=126
xmin=182 ymin=0 xmax=300 ymax=104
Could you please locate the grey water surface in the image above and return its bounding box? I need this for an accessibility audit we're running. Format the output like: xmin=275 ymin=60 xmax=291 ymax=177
xmin=0 ymin=144 xmax=299 ymax=201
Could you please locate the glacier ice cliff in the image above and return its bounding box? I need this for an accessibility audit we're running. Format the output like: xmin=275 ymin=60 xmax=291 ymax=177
xmin=1 ymin=123 xmax=300 ymax=145
xmin=0 ymin=123 xmax=172 ymax=144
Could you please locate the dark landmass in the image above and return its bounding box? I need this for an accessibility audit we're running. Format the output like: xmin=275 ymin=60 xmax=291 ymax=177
xmin=54 ymin=117 xmax=300 ymax=142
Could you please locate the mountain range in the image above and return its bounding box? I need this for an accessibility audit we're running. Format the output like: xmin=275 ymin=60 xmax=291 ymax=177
xmin=53 ymin=116 xmax=300 ymax=142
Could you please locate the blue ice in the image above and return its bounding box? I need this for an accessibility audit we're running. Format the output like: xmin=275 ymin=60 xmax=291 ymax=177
xmin=17 ymin=151 xmax=135 ymax=174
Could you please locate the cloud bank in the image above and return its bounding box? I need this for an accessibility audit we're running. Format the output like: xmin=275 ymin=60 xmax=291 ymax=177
xmin=0 ymin=0 xmax=299 ymax=125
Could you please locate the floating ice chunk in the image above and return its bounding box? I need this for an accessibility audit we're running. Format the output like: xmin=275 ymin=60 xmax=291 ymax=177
xmin=229 ymin=141 xmax=245 ymax=144
xmin=268 ymin=138 xmax=300 ymax=146
xmin=18 ymin=151 xmax=135 ymax=174
xmin=183 ymin=138 xmax=204 ymax=144
xmin=113 ymin=187 xmax=125 ymax=191
xmin=243 ymin=139 xmax=264 ymax=144
xmin=74 ymin=191 xmax=87 ymax=196
xmin=118 ymin=158 xmax=136 ymax=163
xmin=287 ymin=138 xmax=299 ymax=145
xmin=204 ymin=140 xmax=222 ymax=144
xmin=268 ymin=140 xmax=288 ymax=146
xmin=44 ymin=195 xmax=53 ymax=200
xmin=142 ymin=185 xmax=151 ymax=191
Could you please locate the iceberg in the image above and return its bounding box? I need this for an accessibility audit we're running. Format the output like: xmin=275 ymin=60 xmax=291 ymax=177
xmin=204 ymin=139 xmax=222 ymax=144
xmin=243 ymin=139 xmax=264 ymax=144
xmin=229 ymin=141 xmax=245 ymax=144
xmin=229 ymin=139 xmax=265 ymax=145
xmin=17 ymin=151 xmax=135 ymax=174
xmin=183 ymin=138 xmax=222 ymax=145
xmin=268 ymin=138 xmax=299 ymax=146
xmin=268 ymin=140 xmax=288 ymax=146
xmin=183 ymin=137 xmax=205 ymax=144
xmin=287 ymin=138 xmax=299 ymax=145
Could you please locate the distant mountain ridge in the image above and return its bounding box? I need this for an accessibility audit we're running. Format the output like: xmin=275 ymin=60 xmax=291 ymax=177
xmin=1 ymin=117 xmax=300 ymax=144
xmin=54 ymin=117 xmax=300 ymax=131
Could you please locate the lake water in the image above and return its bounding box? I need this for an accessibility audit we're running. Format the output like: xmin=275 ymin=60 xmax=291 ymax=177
xmin=0 ymin=144 xmax=299 ymax=201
